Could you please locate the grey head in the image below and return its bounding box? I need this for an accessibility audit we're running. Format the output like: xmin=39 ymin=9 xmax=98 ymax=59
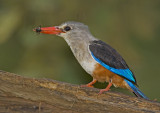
xmin=57 ymin=21 xmax=96 ymax=44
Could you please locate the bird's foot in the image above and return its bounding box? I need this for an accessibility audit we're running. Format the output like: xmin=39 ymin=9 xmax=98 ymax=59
xmin=81 ymin=84 xmax=94 ymax=88
xmin=98 ymin=88 xmax=110 ymax=94
xmin=98 ymin=82 xmax=112 ymax=94
xmin=80 ymin=79 xmax=97 ymax=88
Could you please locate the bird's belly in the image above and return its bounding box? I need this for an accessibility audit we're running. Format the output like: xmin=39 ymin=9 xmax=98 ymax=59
xmin=80 ymin=59 xmax=97 ymax=75
xmin=71 ymin=46 xmax=97 ymax=75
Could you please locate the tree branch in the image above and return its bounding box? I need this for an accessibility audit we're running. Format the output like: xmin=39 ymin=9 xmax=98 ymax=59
xmin=0 ymin=70 xmax=159 ymax=113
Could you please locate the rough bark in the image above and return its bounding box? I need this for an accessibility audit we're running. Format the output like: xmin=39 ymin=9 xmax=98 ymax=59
xmin=0 ymin=70 xmax=159 ymax=113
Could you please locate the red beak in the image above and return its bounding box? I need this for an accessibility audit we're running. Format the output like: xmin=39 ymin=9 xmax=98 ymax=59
xmin=33 ymin=26 xmax=64 ymax=35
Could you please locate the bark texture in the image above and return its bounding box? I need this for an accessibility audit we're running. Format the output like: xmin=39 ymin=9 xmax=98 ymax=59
xmin=0 ymin=70 xmax=159 ymax=113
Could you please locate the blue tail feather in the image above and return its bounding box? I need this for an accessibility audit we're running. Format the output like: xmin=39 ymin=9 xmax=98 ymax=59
xmin=125 ymin=80 xmax=148 ymax=99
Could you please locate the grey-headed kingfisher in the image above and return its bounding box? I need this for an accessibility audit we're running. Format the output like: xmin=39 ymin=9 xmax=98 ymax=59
xmin=34 ymin=21 xmax=148 ymax=99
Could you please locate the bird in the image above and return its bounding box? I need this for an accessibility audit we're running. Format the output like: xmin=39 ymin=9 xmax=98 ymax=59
xmin=33 ymin=21 xmax=148 ymax=99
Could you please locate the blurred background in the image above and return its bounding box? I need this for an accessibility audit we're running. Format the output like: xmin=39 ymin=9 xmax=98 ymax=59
xmin=0 ymin=0 xmax=160 ymax=101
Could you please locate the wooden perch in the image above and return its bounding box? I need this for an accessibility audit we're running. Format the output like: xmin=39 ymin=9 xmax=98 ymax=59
xmin=0 ymin=70 xmax=159 ymax=113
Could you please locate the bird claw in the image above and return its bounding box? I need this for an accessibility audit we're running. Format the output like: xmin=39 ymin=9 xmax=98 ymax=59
xmin=98 ymin=88 xmax=110 ymax=95
xmin=80 ymin=84 xmax=94 ymax=88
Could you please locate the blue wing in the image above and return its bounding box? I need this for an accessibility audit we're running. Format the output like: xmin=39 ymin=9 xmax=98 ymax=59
xmin=89 ymin=40 xmax=136 ymax=84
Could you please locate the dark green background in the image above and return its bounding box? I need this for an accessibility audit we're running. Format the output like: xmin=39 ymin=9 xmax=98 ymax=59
xmin=0 ymin=0 xmax=160 ymax=101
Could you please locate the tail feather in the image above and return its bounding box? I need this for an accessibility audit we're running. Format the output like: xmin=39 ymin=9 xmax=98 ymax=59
xmin=125 ymin=80 xmax=148 ymax=99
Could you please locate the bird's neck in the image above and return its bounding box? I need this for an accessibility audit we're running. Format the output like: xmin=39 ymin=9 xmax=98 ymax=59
xmin=64 ymin=35 xmax=95 ymax=63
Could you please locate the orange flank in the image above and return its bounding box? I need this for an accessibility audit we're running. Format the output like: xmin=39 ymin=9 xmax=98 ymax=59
xmin=93 ymin=63 xmax=130 ymax=90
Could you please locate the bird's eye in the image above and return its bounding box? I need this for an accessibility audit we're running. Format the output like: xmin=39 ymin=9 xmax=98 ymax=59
xmin=64 ymin=26 xmax=71 ymax=31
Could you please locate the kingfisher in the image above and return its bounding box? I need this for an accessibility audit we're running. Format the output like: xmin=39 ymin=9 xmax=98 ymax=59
xmin=34 ymin=21 xmax=148 ymax=99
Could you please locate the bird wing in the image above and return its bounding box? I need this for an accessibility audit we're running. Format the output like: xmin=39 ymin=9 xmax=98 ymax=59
xmin=89 ymin=40 xmax=136 ymax=84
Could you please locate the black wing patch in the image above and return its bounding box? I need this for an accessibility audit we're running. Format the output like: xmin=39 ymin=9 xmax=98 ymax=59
xmin=89 ymin=40 xmax=129 ymax=69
